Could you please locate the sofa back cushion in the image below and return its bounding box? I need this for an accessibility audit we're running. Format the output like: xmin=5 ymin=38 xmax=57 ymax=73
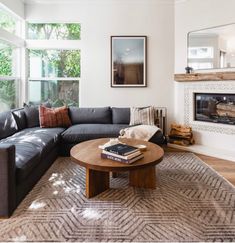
xmin=69 ymin=107 xmax=112 ymax=124
xmin=112 ymin=107 xmax=130 ymax=124
xmin=24 ymin=104 xmax=40 ymax=128
xmin=12 ymin=108 xmax=27 ymax=130
xmin=0 ymin=111 xmax=18 ymax=139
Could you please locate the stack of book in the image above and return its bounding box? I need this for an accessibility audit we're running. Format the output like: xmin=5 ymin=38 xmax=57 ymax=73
xmin=101 ymin=143 xmax=144 ymax=164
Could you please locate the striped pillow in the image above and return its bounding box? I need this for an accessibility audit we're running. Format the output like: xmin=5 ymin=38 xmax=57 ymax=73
xmin=39 ymin=106 xmax=72 ymax=128
xmin=129 ymin=106 xmax=155 ymax=126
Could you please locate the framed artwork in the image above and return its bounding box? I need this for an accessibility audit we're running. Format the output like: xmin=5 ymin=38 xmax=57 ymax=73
xmin=111 ymin=36 xmax=147 ymax=87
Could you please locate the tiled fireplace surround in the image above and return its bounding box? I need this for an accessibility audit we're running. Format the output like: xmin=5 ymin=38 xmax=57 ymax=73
xmin=170 ymin=80 xmax=235 ymax=161
xmin=184 ymin=81 xmax=235 ymax=135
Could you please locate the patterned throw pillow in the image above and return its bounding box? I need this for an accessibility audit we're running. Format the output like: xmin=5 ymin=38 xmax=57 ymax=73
xmin=129 ymin=106 xmax=155 ymax=126
xmin=39 ymin=106 xmax=72 ymax=128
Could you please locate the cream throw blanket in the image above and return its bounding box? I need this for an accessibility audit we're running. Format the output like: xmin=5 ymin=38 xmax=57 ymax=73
xmin=119 ymin=125 xmax=160 ymax=141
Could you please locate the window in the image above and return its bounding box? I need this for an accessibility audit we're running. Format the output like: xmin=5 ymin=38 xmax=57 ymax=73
xmin=29 ymin=80 xmax=79 ymax=106
xmin=28 ymin=49 xmax=80 ymax=106
xmin=0 ymin=7 xmax=16 ymax=34
xmin=188 ymin=62 xmax=213 ymax=70
xmin=29 ymin=49 xmax=80 ymax=77
xmin=27 ymin=23 xmax=81 ymax=40
xmin=0 ymin=6 xmax=22 ymax=112
xmin=0 ymin=41 xmax=19 ymax=112
xmin=188 ymin=46 xmax=214 ymax=70
xmin=188 ymin=47 xmax=214 ymax=59
xmin=27 ymin=23 xmax=81 ymax=106
xmin=0 ymin=41 xmax=13 ymax=76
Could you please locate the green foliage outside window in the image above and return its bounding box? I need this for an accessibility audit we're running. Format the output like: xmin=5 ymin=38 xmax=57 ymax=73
xmin=29 ymin=49 xmax=80 ymax=77
xmin=28 ymin=23 xmax=81 ymax=40
xmin=27 ymin=23 xmax=81 ymax=107
xmin=0 ymin=80 xmax=16 ymax=111
xmin=0 ymin=44 xmax=16 ymax=111
xmin=29 ymin=80 xmax=79 ymax=107
xmin=0 ymin=8 xmax=16 ymax=34
xmin=0 ymin=44 xmax=12 ymax=76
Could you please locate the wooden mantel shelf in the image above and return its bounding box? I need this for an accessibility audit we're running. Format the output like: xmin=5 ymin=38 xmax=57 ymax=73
xmin=174 ymin=71 xmax=235 ymax=82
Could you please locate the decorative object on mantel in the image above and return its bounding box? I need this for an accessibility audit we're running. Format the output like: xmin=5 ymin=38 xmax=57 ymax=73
xmin=168 ymin=123 xmax=194 ymax=146
xmin=174 ymin=71 xmax=235 ymax=82
xmin=185 ymin=66 xmax=193 ymax=74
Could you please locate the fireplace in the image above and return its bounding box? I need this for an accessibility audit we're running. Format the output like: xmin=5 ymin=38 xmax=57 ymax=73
xmin=194 ymin=93 xmax=235 ymax=125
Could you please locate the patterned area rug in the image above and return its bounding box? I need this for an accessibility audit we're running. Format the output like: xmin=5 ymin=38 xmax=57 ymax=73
xmin=1 ymin=152 xmax=235 ymax=242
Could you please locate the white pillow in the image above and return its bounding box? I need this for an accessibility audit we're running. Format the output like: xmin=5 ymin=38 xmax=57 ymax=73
xmin=129 ymin=106 xmax=155 ymax=126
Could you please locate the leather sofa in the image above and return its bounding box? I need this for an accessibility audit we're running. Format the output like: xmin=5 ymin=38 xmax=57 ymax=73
xmin=0 ymin=106 xmax=166 ymax=217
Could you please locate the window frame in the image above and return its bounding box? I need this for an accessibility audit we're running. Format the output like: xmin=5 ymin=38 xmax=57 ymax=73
xmin=25 ymin=22 xmax=81 ymax=106
xmin=27 ymin=22 xmax=81 ymax=40
xmin=0 ymin=6 xmax=24 ymax=111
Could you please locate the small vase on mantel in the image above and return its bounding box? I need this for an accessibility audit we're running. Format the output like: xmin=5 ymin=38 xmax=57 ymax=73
xmin=185 ymin=66 xmax=193 ymax=74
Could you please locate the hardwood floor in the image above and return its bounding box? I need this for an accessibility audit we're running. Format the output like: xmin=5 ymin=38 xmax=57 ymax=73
xmin=164 ymin=146 xmax=235 ymax=186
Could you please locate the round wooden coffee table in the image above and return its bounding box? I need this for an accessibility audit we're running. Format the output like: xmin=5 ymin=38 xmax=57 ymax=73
xmin=70 ymin=138 xmax=164 ymax=198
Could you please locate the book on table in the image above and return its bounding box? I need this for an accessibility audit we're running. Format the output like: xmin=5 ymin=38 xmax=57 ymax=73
xmin=102 ymin=149 xmax=142 ymax=160
xmin=101 ymin=152 xmax=144 ymax=164
xmin=104 ymin=143 xmax=139 ymax=156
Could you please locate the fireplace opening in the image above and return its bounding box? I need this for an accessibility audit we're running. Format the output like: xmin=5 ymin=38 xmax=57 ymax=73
xmin=194 ymin=93 xmax=235 ymax=125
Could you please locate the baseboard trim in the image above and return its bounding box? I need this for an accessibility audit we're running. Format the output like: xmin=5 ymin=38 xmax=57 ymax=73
xmin=167 ymin=143 xmax=235 ymax=162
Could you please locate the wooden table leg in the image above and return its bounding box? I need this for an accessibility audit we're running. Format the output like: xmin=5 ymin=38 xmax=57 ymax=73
xmin=86 ymin=168 xmax=110 ymax=198
xmin=129 ymin=166 xmax=156 ymax=189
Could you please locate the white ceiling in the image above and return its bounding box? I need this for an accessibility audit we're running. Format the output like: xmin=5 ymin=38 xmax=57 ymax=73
xmin=22 ymin=0 xmax=82 ymax=3
xmin=23 ymin=0 xmax=187 ymax=5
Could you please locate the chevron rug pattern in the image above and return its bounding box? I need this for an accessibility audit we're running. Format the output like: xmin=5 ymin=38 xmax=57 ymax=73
xmin=0 ymin=152 xmax=235 ymax=242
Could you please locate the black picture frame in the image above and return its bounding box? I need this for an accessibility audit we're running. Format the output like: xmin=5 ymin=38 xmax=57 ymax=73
xmin=111 ymin=36 xmax=147 ymax=87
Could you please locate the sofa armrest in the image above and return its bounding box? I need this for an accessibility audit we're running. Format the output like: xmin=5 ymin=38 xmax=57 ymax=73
xmin=0 ymin=144 xmax=16 ymax=217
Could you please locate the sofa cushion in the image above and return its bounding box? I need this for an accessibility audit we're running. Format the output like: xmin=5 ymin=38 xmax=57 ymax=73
xmin=0 ymin=111 xmax=18 ymax=140
xmin=15 ymin=143 xmax=41 ymax=182
xmin=61 ymin=124 xmax=129 ymax=143
xmin=39 ymin=106 xmax=71 ymax=128
xmin=5 ymin=127 xmax=64 ymax=157
xmin=0 ymin=127 xmax=65 ymax=181
xmin=12 ymin=108 xmax=27 ymax=131
xmin=112 ymin=107 xmax=130 ymax=124
xmin=24 ymin=104 xmax=39 ymax=128
xmin=69 ymin=107 xmax=112 ymax=124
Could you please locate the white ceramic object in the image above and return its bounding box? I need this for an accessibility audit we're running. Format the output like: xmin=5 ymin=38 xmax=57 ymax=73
xmin=135 ymin=144 xmax=147 ymax=151
xmin=98 ymin=138 xmax=121 ymax=149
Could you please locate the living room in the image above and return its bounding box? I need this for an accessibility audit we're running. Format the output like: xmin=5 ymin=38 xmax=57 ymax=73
xmin=0 ymin=0 xmax=235 ymax=242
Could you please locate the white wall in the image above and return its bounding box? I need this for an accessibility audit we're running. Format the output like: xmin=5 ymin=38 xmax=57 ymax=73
xmin=0 ymin=0 xmax=24 ymax=19
xmin=25 ymin=0 xmax=175 ymax=128
xmin=175 ymin=0 xmax=235 ymax=73
xmin=174 ymin=0 xmax=235 ymax=152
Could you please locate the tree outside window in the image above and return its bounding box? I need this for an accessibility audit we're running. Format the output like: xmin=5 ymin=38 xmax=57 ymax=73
xmin=27 ymin=23 xmax=81 ymax=107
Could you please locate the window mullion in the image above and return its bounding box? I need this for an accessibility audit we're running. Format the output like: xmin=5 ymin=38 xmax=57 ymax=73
xmin=26 ymin=40 xmax=81 ymax=50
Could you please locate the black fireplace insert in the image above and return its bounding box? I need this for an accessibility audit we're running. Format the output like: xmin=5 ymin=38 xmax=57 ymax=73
xmin=194 ymin=93 xmax=235 ymax=125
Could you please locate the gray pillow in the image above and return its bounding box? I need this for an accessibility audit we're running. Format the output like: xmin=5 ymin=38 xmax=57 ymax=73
xmin=24 ymin=104 xmax=40 ymax=128
xmin=112 ymin=107 xmax=130 ymax=124
xmin=0 ymin=111 xmax=18 ymax=139
xmin=69 ymin=107 xmax=112 ymax=124
xmin=12 ymin=108 xmax=27 ymax=131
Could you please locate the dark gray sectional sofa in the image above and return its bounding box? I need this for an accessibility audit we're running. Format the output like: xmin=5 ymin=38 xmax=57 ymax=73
xmin=0 ymin=106 xmax=165 ymax=217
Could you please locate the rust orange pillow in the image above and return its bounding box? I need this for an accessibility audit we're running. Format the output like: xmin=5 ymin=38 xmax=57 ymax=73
xmin=39 ymin=106 xmax=72 ymax=128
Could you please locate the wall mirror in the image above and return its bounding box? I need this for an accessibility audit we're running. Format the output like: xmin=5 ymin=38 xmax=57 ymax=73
xmin=187 ymin=23 xmax=235 ymax=70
